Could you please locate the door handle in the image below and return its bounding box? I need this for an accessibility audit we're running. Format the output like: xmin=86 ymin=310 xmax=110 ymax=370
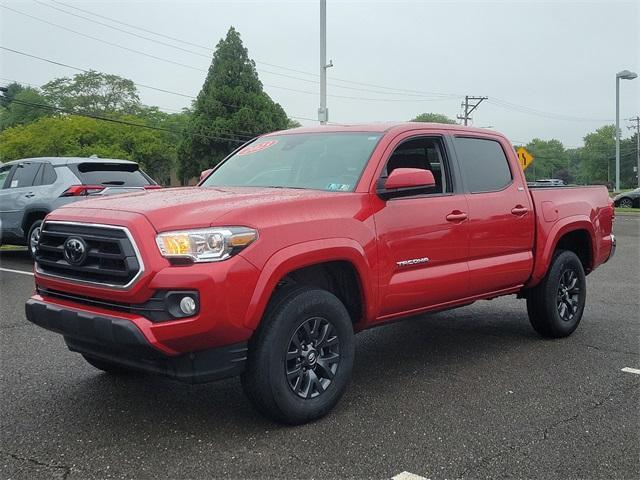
xmin=511 ymin=206 xmax=528 ymax=216
xmin=24 ymin=193 xmax=36 ymax=198
xmin=446 ymin=211 xmax=468 ymax=222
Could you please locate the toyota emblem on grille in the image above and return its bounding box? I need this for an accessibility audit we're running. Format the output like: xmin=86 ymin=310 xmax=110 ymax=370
xmin=63 ymin=237 xmax=87 ymax=265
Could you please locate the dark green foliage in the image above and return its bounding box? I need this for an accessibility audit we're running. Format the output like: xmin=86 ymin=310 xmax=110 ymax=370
xmin=0 ymin=83 xmax=51 ymax=130
xmin=178 ymin=27 xmax=289 ymax=181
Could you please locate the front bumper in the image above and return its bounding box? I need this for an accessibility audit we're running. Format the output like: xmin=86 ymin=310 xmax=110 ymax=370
xmin=25 ymin=298 xmax=247 ymax=383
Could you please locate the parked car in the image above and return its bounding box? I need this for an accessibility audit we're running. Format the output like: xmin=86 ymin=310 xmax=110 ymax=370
xmin=0 ymin=157 xmax=160 ymax=257
xmin=528 ymin=178 xmax=566 ymax=187
xmin=25 ymin=124 xmax=615 ymax=424
xmin=613 ymin=188 xmax=640 ymax=208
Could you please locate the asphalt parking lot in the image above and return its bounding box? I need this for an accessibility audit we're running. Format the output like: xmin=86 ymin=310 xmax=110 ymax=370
xmin=1 ymin=216 xmax=638 ymax=480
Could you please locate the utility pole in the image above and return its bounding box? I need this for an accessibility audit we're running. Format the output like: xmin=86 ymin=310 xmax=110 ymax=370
xmin=629 ymin=116 xmax=640 ymax=188
xmin=318 ymin=0 xmax=333 ymax=125
xmin=457 ymin=95 xmax=488 ymax=126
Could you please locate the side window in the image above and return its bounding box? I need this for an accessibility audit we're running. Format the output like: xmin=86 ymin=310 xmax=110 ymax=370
xmin=34 ymin=162 xmax=58 ymax=186
xmin=383 ymin=137 xmax=451 ymax=194
xmin=9 ymin=162 xmax=42 ymax=189
xmin=454 ymin=137 xmax=512 ymax=193
xmin=0 ymin=164 xmax=14 ymax=189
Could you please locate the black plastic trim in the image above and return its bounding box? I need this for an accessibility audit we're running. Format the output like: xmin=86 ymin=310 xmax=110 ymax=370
xmin=37 ymin=287 xmax=199 ymax=322
xmin=25 ymin=298 xmax=246 ymax=383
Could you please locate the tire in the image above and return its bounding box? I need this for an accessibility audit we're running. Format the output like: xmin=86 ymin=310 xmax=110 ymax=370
xmin=618 ymin=198 xmax=633 ymax=209
xmin=241 ymin=284 xmax=355 ymax=425
xmin=526 ymin=250 xmax=586 ymax=338
xmin=27 ymin=219 xmax=43 ymax=259
xmin=82 ymin=354 xmax=133 ymax=375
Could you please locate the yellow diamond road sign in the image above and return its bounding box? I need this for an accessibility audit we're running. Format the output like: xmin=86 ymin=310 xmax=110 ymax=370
xmin=517 ymin=147 xmax=534 ymax=170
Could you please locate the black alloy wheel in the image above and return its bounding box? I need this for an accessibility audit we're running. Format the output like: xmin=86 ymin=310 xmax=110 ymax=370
xmin=285 ymin=316 xmax=340 ymax=399
xmin=556 ymin=269 xmax=580 ymax=322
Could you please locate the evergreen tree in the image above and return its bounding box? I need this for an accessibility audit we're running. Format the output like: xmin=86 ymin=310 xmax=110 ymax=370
xmin=178 ymin=27 xmax=289 ymax=180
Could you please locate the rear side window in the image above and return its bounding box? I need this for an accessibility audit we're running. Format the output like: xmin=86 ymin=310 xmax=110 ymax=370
xmin=69 ymin=162 xmax=151 ymax=187
xmin=9 ymin=162 xmax=41 ymax=188
xmin=34 ymin=163 xmax=58 ymax=186
xmin=454 ymin=137 xmax=512 ymax=193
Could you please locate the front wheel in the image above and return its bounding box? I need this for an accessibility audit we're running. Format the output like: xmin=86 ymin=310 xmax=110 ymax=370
xmin=526 ymin=250 xmax=586 ymax=338
xmin=241 ymin=285 xmax=355 ymax=425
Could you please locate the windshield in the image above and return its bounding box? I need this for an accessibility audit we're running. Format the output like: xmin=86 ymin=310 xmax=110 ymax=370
xmin=202 ymin=132 xmax=382 ymax=192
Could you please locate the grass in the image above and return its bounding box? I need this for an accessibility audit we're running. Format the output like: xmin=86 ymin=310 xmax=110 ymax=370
xmin=0 ymin=245 xmax=28 ymax=251
xmin=615 ymin=207 xmax=640 ymax=214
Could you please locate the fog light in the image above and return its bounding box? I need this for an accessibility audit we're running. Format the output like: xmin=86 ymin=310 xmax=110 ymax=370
xmin=179 ymin=296 xmax=197 ymax=315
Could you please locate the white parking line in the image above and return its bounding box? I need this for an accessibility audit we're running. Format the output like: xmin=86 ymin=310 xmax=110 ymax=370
xmin=392 ymin=472 xmax=429 ymax=480
xmin=621 ymin=367 xmax=640 ymax=375
xmin=0 ymin=267 xmax=34 ymax=276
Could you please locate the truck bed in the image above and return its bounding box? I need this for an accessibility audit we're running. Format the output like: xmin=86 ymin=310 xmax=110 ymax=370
xmin=527 ymin=185 xmax=614 ymax=286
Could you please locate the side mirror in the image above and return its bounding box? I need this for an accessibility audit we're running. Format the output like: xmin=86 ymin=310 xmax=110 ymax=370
xmin=199 ymin=169 xmax=213 ymax=182
xmin=382 ymin=168 xmax=436 ymax=192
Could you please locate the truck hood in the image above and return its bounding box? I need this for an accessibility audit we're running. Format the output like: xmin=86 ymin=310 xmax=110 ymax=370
xmin=58 ymin=186 xmax=337 ymax=231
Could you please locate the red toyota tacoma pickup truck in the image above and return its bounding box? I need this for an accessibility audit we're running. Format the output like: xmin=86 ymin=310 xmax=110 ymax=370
xmin=26 ymin=123 xmax=615 ymax=424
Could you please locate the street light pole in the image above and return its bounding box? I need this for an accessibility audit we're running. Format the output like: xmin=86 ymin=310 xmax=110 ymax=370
xmin=615 ymin=76 xmax=620 ymax=191
xmin=615 ymin=70 xmax=638 ymax=191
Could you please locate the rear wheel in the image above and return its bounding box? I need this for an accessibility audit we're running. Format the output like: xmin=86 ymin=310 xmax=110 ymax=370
xmin=618 ymin=198 xmax=633 ymax=209
xmin=27 ymin=219 xmax=43 ymax=259
xmin=241 ymin=285 xmax=355 ymax=425
xmin=82 ymin=355 xmax=133 ymax=375
xmin=526 ymin=250 xmax=586 ymax=338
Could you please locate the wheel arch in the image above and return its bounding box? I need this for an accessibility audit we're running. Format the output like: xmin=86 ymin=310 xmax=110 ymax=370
xmin=241 ymin=239 xmax=375 ymax=331
xmin=22 ymin=208 xmax=49 ymax=239
xmin=527 ymin=217 xmax=596 ymax=287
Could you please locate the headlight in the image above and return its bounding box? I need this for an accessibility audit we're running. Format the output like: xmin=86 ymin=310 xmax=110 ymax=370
xmin=155 ymin=227 xmax=257 ymax=263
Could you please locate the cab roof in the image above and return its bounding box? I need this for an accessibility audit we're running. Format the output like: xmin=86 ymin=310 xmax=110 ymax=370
xmin=268 ymin=122 xmax=509 ymax=140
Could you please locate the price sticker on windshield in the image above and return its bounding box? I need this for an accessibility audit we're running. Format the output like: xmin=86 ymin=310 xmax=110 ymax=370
xmin=237 ymin=140 xmax=278 ymax=156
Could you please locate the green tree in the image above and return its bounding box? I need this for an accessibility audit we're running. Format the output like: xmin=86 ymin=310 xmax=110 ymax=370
xmin=42 ymin=71 xmax=140 ymax=115
xmin=287 ymin=118 xmax=302 ymax=129
xmin=578 ymin=125 xmax=616 ymax=187
xmin=411 ymin=112 xmax=457 ymax=124
xmin=0 ymin=85 xmax=51 ymax=130
xmin=178 ymin=27 xmax=289 ymax=180
xmin=523 ymin=138 xmax=569 ymax=182
xmin=0 ymin=115 xmax=177 ymax=185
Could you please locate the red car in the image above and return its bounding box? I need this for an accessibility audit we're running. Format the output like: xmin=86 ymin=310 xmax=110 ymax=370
xmin=26 ymin=123 xmax=615 ymax=424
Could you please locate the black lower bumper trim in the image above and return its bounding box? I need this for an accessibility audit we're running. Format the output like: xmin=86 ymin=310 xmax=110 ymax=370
xmin=25 ymin=298 xmax=247 ymax=384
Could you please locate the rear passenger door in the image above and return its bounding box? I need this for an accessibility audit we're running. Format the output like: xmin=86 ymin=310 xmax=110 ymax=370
xmin=373 ymin=133 xmax=470 ymax=319
xmin=452 ymin=136 xmax=535 ymax=295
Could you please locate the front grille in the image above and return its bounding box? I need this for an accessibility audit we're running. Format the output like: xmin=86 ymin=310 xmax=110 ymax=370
xmin=35 ymin=221 xmax=142 ymax=288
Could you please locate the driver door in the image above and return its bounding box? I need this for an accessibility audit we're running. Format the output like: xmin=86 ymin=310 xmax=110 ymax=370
xmin=373 ymin=133 xmax=470 ymax=320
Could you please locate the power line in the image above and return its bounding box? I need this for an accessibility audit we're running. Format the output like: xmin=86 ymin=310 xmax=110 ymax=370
xmin=2 ymin=5 xmax=620 ymax=123
xmin=0 ymin=46 xmax=320 ymax=127
xmin=488 ymin=98 xmax=612 ymax=123
xmin=5 ymin=97 xmax=249 ymax=144
xmin=1 ymin=5 xmax=206 ymax=72
xmin=6 ymin=3 xmax=456 ymax=101
xmin=49 ymin=0 xmax=461 ymax=98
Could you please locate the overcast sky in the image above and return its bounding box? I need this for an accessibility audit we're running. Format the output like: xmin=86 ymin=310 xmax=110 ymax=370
xmin=1 ymin=0 xmax=638 ymax=146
